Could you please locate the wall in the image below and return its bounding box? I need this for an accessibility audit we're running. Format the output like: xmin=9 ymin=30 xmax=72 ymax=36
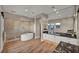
xmin=39 ymin=16 xmax=48 ymax=39
xmin=0 ymin=6 xmax=1 ymax=51
xmin=34 ymin=16 xmax=48 ymax=39
xmin=5 ymin=19 xmax=34 ymax=33
xmin=77 ymin=13 xmax=79 ymax=39
xmin=35 ymin=19 xmax=41 ymax=38
xmin=48 ymin=17 xmax=74 ymax=33
xmin=0 ymin=13 xmax=4 ymax=52
xmin=4 ymin=12 xmax=34 ymax=39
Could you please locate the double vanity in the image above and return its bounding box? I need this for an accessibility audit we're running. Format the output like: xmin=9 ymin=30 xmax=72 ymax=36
xmin=43 ymin=33 xmax=79 ymax=46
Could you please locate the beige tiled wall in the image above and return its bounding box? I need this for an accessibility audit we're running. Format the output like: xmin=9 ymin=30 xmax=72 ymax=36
xmin=4 ymin=13 xmax=34 ymax=39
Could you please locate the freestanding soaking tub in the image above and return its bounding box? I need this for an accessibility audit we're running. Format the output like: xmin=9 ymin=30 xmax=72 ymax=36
xmin=21 ymin=33 xmax=33 ymax=41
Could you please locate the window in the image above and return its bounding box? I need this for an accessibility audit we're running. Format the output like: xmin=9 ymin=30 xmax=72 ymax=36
xmin=48 ymin=23 xmax=61 ymax=29
xmin=55 ymin=23 xmax=61 ymax=29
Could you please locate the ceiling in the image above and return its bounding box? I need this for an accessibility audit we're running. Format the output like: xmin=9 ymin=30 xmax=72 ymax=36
xmin=0 ymin=5 xmax=78 ymax=20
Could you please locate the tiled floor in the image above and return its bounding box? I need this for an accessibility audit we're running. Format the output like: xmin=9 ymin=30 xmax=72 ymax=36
xmin=2 ymin=39 xmax=57 ymax=53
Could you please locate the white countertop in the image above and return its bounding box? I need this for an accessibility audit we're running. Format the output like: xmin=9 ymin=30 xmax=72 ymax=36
xmin=43 ymin=33 xmax=79 ymax=46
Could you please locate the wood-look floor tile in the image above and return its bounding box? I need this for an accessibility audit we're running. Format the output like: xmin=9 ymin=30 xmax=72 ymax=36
xmin=2 ymin=39 xmax=57 ymax=53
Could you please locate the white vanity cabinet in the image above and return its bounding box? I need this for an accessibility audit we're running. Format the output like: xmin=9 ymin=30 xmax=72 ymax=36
xmin=43 ymin=33 xmax=79 ymax=45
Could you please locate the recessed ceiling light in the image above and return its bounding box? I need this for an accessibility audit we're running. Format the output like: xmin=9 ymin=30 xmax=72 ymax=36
xmin=25 ymin=9 xmax=28 ymax=12
xmin=54 ymin=9 xmax=57 ymax=11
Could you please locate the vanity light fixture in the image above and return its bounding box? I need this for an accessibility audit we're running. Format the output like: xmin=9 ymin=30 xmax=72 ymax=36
xmin=1 ymin=12 xmax=4 ymax=18
xmin=54 ymin=9 xmax=57 ymax=11
xmin=56 ymin=23 xmax=61 ymax=25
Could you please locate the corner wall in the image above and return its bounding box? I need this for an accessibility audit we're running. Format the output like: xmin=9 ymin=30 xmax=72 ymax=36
xmin=77 ymin=13 xmax=79 ymax=39
xmin=4 ymin=12 xmax=34 ymax=39
xmin=0 ymin=13 xmax=4 ymax=52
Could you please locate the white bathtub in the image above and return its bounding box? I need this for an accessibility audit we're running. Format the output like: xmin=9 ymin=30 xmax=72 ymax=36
xmin=21 ymin=33 xmax=33 ymax=41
